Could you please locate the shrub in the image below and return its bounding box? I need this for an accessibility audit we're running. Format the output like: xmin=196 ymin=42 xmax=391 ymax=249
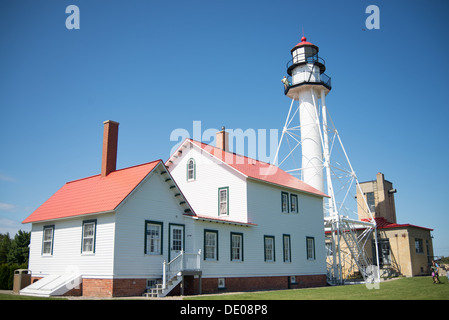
xmin=0 ymin=263 xmax=28 ymax=290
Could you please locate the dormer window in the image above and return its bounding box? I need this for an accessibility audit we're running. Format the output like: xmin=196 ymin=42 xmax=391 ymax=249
xmin=187 ymin=158 xmax=196 ymax=181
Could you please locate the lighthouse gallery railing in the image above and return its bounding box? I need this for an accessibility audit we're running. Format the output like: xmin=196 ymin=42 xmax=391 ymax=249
xmin=284 ymin=72 xmax=332 ymax=94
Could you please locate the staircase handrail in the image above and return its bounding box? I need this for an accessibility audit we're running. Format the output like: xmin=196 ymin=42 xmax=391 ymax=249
xmin=162 ymin=250 xmax=202 ymax=290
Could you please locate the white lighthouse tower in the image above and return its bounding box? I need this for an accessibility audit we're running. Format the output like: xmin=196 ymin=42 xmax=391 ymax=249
xmin=279 ymin=36 xmax=331 ymax=193
xmin=275 ymin=37 xmax=380 ymax=285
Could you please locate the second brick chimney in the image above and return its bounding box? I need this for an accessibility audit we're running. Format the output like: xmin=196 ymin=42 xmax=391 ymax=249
xmin=216 ymin=126 xmax=229 ymax=152
xmin=101 ymin=120 xmax=119 ymax=177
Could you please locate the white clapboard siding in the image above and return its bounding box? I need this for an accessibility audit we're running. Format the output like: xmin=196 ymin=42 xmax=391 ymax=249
xmin=184 ymin=177 xmax=327 ymax=279
xmin=169 ymin=145 xmax=248 ymax=223
xmin=113 ymin=170 xmax=195 ymax=278
xmin=168 ymin=141 xmax=327 ymax=279
xmin=28 ymin=212 xmax=115 ymax=278
xmin=245 ymin=179 xmax=327 ymax=276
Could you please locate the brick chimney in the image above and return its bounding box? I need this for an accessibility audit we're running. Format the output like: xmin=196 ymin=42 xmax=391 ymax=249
xmin=216 ymin=126 xmax=229 ymax=152
xmin=101 ymin=120 xmax=119 ymax=177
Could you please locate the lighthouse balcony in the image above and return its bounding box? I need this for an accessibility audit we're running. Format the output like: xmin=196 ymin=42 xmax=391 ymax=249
xmin=286 ymin=53 xmax=326 ymax=75
xmin=283 ymin=73 xmax=332 ymax=97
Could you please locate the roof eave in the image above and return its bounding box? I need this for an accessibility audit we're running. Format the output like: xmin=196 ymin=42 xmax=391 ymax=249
xmin=246 ymin=176 xmax=329 ymax=198
xmin=186 ymin=214 xmax=257 ymax=227
xmin=22 ymin=210 xmax=116 ymax=224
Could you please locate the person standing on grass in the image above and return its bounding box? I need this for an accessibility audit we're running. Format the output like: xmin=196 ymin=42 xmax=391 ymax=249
xmin=431 ymin=260 xmax=441 ymax=284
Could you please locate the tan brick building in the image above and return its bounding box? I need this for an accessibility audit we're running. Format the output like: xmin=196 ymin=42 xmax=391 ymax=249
xmin=356 ymin=173 xmax=434 ymax=277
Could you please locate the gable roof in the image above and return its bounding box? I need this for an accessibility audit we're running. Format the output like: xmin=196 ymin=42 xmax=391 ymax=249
xmin=22 ymin=160 xmax=162 ymax=224
xmin=167 ymin=139 xmax=328 ymax=198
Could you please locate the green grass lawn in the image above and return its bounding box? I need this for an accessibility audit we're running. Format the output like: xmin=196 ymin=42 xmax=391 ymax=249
xmin=185 ymin=276 xmax=449 ymax=300
xmin=0 ymin=293 xmax=67 ymax=300
xmin=1 ymin=276 xmax=447 ymax=300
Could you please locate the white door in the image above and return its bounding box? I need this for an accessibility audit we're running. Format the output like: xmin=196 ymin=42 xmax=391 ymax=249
xmin=170 ymin=225 xmax=184 ymax=260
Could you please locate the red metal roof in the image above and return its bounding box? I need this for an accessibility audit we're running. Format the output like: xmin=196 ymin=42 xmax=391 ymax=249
xmin=292 ymin=36 xmax=318 ymax=50
xmin=181 ymin=139 xmax=328 ymax=198
xmin=22 ymin=160 xmax=161 ymax=224
xmin=364 ymin=217 xmax=433 ymax=231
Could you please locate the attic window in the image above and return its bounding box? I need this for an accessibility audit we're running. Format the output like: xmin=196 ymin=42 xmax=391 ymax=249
xmin=187 ymin=158 xmax=196 ymax=181
xmin=218 ymin=187 xmax=229 ymax=216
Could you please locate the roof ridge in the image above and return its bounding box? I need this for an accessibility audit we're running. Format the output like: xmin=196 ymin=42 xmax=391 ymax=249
xmin=187 ymin=138 xmax=272 ymax=165
xmin=66 ymin=159 xmax=162 ymax=184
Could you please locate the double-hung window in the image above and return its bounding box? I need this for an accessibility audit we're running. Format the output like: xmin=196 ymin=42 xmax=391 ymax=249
xmin=306 ymin=236 xmax=315 ymax=260
xmin=283 ymin=234 xmax=291 ymax=262
xmin=145 ymin=221 xmax=162 ymax=255
xmin=204 ymin=230 xmax=218 ymax=260
xmin=82 ymin=220 xmax=96 ymax=254
xmin=264 ymin=236 xmax=275 ymax=262
xmin=218 ymin=187 xmax=229 ymax=216
xmin=281 ymin=192 xmax=289 ymax=213
xmin=42 ymin=225 xmax=54 ymax=255
xmin=231 ymin=232 xmax=243 ymax=261
xmin=290 ymin=194 xmax=298 ymax=213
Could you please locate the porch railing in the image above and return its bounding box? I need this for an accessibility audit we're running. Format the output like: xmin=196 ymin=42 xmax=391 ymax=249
xmin=162 ymin=250 xmax=201 ymax=289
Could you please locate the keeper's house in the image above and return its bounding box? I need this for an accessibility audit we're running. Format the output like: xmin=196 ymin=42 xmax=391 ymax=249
xmin=20 ymin=121 xmax=328 ymax=298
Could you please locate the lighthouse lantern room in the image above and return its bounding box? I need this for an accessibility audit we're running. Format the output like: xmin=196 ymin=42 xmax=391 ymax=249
xmin=285 ymin=36 xmax=331 ymax=100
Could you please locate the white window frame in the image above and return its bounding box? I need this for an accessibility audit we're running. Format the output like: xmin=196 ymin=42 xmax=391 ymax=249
xmin=264 ymin=236 xmax=275 ymax=262
xmin=290 ymin=194 xmax=298 ymax=213
xmin=187 ymin=158 xmax=196 ymax=181
xmin=82 ymin=220 xmax=96 ymax=254
xmin=306 ymin=237 xmax=315 ymax=260
xmin=42 ymin=225 xmax=54 ymax=256
xmin=204 ymin=230 xmax=218 ymax=261
xmin=145 ymin=221 xmax=162 ymax=255
xmin=283 ymin=234 xmax=291 ymax=263
xmin=231 ymin=233 xmax=243 ymax=261
xmin=219 ymin=187 xmax=229 ymax=216
xmin=281 ymin=191 xmax=289 ymax=213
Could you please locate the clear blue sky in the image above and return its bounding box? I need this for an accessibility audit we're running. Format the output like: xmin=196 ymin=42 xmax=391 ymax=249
xmin=1 ymin=0 xmax=448 ymax=257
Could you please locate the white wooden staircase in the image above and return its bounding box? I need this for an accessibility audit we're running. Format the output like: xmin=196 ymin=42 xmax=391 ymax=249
xmin=144 ymin=250 xmax=201 ymax=298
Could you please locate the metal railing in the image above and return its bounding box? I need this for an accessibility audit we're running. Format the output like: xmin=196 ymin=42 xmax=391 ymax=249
xmin=286 ymin=53 xmax=326 ymax=70
xmin=283 ymin=72 xmax=332 ymax=94
xmin=162 ymin=250 xmax=201 ymax=289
